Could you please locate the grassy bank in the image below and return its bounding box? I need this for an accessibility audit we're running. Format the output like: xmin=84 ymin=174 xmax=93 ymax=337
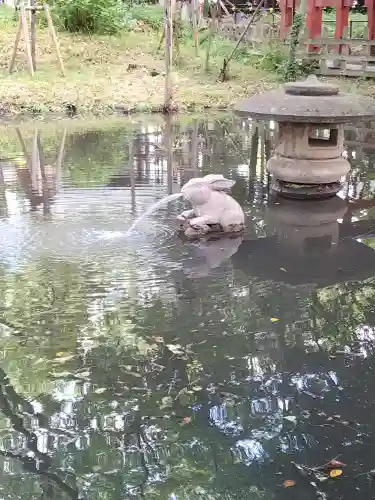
xmin=0 ymin=5 xmax=374 ymax=120
xmin=0 ymin=5 xmax=276 ymax=119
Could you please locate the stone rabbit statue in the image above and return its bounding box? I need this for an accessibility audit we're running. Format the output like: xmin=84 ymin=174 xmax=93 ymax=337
xmin=177 ymin=174 xmax=245 ymax=238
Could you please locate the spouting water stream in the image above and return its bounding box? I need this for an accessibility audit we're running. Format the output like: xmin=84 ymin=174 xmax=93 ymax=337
xmin=125 ymin=192 xmax=183 ymax=236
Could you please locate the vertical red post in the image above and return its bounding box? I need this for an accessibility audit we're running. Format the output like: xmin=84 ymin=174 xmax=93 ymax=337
xmin=366 ymin=0 xmax=375 ymax=59
xmin=307 ymin=0 xmax=323 ymax=51
xmin=366 ymin=0 xmax=375 ymax=41
xmin=335 ymin=0 xmax=349 ymax=39
xmin=280 ymin=0 xmax=294 ymax=39
xmin=334 ymin=0 xmax=349 ymax=58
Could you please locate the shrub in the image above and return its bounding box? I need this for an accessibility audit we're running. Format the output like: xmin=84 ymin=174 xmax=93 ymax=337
xmin=52 ymin=0 xmax=130 ymax=35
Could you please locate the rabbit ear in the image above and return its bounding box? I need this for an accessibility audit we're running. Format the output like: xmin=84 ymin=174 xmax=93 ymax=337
xmin=208 ymin=177 xmax=235 ymax=191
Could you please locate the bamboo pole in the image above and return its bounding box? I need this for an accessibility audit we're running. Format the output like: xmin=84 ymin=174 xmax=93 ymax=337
xmin=164 ymin=0 xmax=173 ymax=112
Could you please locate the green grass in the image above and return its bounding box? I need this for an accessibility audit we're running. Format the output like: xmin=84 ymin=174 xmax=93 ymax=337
xmin=0 ymin=4 xmax=278 ymax=119
xmin=0 ymin=3 xmax=374 ymax=120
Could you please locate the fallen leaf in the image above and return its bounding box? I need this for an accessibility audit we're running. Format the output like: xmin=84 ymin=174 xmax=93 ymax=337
xmin=270 ymin=317 xmax=280 ymax=323
xmin=191 ymin=386 xmax=202 ymax=392
xmin=329 ymin=459 xmax=346 ymax=467
xmin=283 ymin=480 xmax=296 ymax=488
xmin=280 ymin=267 xmax=287 ymax=272
xmin=183 ymin=416 xmax=191 ymax=424
xmin=329 ymin=469 xmax=343 ymax=478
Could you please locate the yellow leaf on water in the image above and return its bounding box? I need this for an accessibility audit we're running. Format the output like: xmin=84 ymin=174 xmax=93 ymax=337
xmin=283 ymin=480 xmax=296 ymax=488
xmin=270 ymin=318 xmax=280 ymax=323
xmin=329 ymin=469 xmax=343 ymax=478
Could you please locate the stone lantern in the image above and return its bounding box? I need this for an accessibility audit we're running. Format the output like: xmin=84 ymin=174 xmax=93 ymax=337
xmin=234 ymin=75 xmax=375 ymax=199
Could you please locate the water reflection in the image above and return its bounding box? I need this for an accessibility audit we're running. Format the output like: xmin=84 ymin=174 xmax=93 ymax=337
xmin=0 ymin=117 xmax=374 ymax=499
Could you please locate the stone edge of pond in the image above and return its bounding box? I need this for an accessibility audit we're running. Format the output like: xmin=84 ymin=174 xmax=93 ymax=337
xmin=0 ymin=103 xmax=232 ymax=124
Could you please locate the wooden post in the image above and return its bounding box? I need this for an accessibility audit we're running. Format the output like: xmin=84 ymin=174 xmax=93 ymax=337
xmin=192 ymin=0 xmax=199 ymax=56
xmin=205 ymin=5 xmax=217 ymax=72
xmin=20 ymin=4 xmax=34 ymax=76
xmin=164 ymin=0 xmax=173 ymax=112
xmin=8 ymin=17 xmax=22 ymax=73
xmin=43 ymin=4 xmax=65 ymax=76
xmin=30 ymin=0 xmax=36 ymax=71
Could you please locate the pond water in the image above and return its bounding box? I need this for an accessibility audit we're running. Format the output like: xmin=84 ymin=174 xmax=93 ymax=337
xmin=0 ymin=115 xmax=375 ymax=499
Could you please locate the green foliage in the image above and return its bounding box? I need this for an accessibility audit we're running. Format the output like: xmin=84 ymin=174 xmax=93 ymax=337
xmin=284 ymin=11 xmax=303 ymax=81
xmin=323 ymin=9 xmax=367 ymax=39
xmin=129 ymin=3 xmax=164 ymax=30
xmin=52 ymin=0 xmax=130 ymax=35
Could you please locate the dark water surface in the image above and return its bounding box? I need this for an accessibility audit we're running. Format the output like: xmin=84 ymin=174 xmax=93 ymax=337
xmin=0 ymin=115 xmax=375 ymax=499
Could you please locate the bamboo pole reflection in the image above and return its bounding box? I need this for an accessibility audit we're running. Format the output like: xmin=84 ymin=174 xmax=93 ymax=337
xmin=15 ymin=127 xmax=66 ymax=214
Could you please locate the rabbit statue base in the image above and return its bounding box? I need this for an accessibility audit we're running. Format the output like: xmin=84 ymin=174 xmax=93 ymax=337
xmin=177 ymin=174 xmax=245 ymax=239
xmin=177 ymin=219 xmax=244 ymax=240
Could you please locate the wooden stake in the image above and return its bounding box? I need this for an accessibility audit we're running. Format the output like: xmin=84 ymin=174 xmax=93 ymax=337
xmin=20 ymin=5 xmax=34 ymax=76
xmin=43 ymin=4 xmax=65 ymax=76
xmin=9 ymin=18 xmax=22 ymax=74
xmin=164 ymin=0 xmax=173 ymax=112
xmin=192 ymin=0 xmax=199 ymax=56
xmin=30 ymin=0 xmax=36 ymax=71
xmin=205 ymin=5 xmax=218 ymax=72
